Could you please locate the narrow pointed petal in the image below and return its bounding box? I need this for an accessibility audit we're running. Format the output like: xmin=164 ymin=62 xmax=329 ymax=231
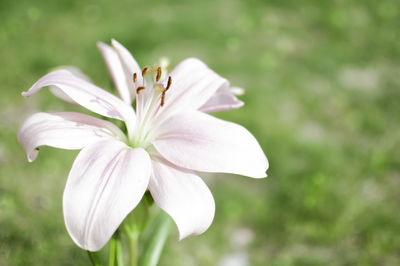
xmin=111 ymin=39 xmax=143 ymax=87
xmin=153 ymin=111 xmax=268 ymax=178
xmin=49 ymin=85 xmax=75 ymax=104
xmin=155 ymin=58 xmax=229 ymax=122
xmin=21 ymin=70 xmax=136 ymax=129
xmin=97 ymin=42 xmax=132 ymax=104
xmin=199 ymin=86 xmax=244 ymax=113
xmin=63 ymin=140 xmax=151 ymax=251
xmin=49 ymin=66 xmax=92 ymax=104
xmin=18 ymin=112 xmax=126 ymax=162
xmin=149 ymin=159 xmax=215 ymax=240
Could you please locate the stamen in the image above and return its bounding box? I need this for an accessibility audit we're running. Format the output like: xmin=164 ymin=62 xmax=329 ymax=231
xmin=136 ymin=86 xmax=145 ymax=94
xmin=142 ymin=67 xmax=149 ymax=77
xmin=160 ymin=76 xmax=172 ymax=107
xmin=133 ymin=73 xmax=137 ymax=83
xmin=161 ymin=92 xmax=166 ymax=107
xmin=165 ymin=76 xmax=172 ymax=91
xmin=156 ymin=67 xmax=161 ymax=82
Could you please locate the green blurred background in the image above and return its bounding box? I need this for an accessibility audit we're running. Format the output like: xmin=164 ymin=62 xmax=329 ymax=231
xmin=1 ymin=0 xmax=399 ymax=265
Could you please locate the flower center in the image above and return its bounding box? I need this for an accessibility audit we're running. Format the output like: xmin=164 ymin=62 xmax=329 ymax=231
xmin=129 ymin=65 xmax=172 ymax=149
xmin=134 ymin=67 xmax=172 ymax=107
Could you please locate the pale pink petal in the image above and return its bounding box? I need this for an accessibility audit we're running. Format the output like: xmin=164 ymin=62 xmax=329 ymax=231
xmin=49 ymin=66 xmax=92 ymax=104
xmin=154 ymin=58 xmax=229 ymax=122
xmin=199 ymin=85 xmax=244 ymax=113
xmin=149 ymin=158 xmax=215 ymax=240
xmin=21 ymin=70 xmax=136 ymax=130
xmin=63 ymin=140 xmax=151 ymax=251
xmin=18 ymin=112 xmax=125 ymax=162
xmin=153 ymin=111 xmax=268 ymax=178
xmin=49 ymin=86 xmax=75 ymax=104
xmin=97 ymin=42 xmax=132 ymax=104
xmin=111 ymin=39 xmax=143 ymax=88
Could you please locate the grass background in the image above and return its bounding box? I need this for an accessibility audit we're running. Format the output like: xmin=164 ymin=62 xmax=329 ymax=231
xmin=1 ymin=0 xmax=399 ymax=265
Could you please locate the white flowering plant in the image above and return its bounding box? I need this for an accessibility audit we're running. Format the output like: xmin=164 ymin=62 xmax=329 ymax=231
xmin=18 ymin=39 xmax=268 ymax=266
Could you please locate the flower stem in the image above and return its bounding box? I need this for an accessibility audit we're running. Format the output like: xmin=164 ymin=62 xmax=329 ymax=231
xmin=115 ymin=238 xmax=125 ymax=266
xmin=108 ymin=233 xmax=126 ymax=266
xmin=87 ymin=251 xmax=102 ymax=266
xmin=108 ymin=237 xmax=116 ymax=266
xmin=139 ymin=212 xmax=172 ymax=266
xmin=128 ymin=233 xmax=139 ymax=266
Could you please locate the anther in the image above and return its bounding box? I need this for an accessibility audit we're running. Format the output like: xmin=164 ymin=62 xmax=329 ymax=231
xmin=161 ymin=92 xmax=166 ymax=107
xmin=133 ymin=73 xmax=137 ymax=83
xmin=156 ymin=67 xmax=161 ymax=82
xmin=160 ymin=76 xmax=172 ymax=107
xmin=136 ymin=86 xmax=145 ymax=94
xmin=165 ymin=76 xmax=172 ymax=91
xmin=142 ymin=67 xmax=149 ymax=77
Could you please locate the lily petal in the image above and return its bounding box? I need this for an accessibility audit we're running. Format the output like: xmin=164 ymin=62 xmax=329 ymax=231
xmin=111 ymin=39 xmax=143 ymax=94
xmin=155 ymin=58 xmax=229 ymax=122
xmin=22 ymin=69 xmax=136 ymax=130
xmin=97 ymin=42 xmax=132 ymax=104
xmin=49 ymin=66 xmax=92 ymax=104
xmin=149 ymin=158 xmax=215 ymax=240
xmin=63 ymin=140 xmax=151 ymax=251
xmin=18 ymin=112 xmax=125 ymax=162
xmin=199 ymin=85 xmax=244 ymax=113
xmin=153 ymin=111 xmax=268 ymax=178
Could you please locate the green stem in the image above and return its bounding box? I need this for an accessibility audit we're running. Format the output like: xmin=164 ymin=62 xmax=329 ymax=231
xmin=139 ymin=212 xmax=172 ymax=266
xmin=109 ymin=234 xmax=125 ymax=266
xmin=87 ymin=251 xmax=102 ymax=266
xmin=129 ymin=234 xmax=138 ymax=266
xmin=108 ymin=237 xmax=116 ymax=266
xmin=116 ymin=238 xmax=125 ymax=266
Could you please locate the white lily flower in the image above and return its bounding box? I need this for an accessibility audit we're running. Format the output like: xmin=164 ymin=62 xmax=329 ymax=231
xmin=18 ymin=40 xmax=268 ymax=251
